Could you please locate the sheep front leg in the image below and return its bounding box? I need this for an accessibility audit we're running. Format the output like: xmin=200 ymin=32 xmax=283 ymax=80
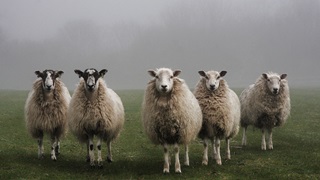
xmin=202 ymin=139 xmax=209 ymax=165
xmin=97 ymin=138 xmax=103 ymax=168
xmin=226 ymin=138 xmax=231 ymax=160
xmin=174 ymin=143 xmax=181 ymax=173
xmin=214 ymin=137 xmax=222 ymax=165
xmin=261 ymin=129 xmax=267 ymax=150
xmin=37 ymin=133 xmax=44 ymax=159
xmin=50 ymin=137 xmax=58 ymax=161
xmin=163 ymin=144 xmax=170 ymax=173
xmin=106 ymin=140 xmax=113 ymax=163
xmin=184 ymin=144 xmax=189 ymax=166
xmin=267 ymin=129 xmax=273 ymax=150
xmin=88 ymin=137 xmax=95 ymax=167
xmin=242 ymin=126 xmax=247 ymax=146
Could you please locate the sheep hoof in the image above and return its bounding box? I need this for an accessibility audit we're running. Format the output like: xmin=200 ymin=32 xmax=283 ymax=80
xmin=184 ymin=161 xmax=189 ymax=166
xmin=163 ymin=168 xmax=169 ymax=174
xmin=175 ymin=169 xmax=182 ymax=174
xmin=216 ymin=159 xmax=222 ymax=165
xmin=38 ymin=154 xmax=44 ymax=159
xmin=90 ymin=164 xmax=95 ymax=168
xmin=202 ymin=160 xmax=208 ymax=166
xmin=98 ymin=164 xmax=103 ymax=169
xmin=51 ymin=154 xmax=57 ymax=161
xmin=107 ymin=157 xmax=113 ymax=163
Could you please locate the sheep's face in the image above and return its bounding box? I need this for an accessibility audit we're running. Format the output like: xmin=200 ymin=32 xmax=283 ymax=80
xmin=262 ymin=73 xmax=287 ymax=95
xmin=35 ymin=70 xmax=63 ymax=91
xmin=199 ymin=70 xmax=227 ymax=91
xmin=74 ymin=68 xmax=108 ymax=92
xmin=148 ymin=68 xmax=181 ymax=94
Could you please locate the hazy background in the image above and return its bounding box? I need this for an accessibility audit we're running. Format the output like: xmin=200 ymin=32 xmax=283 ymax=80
xmin=0 ymin=0 xmax=319 ymax=90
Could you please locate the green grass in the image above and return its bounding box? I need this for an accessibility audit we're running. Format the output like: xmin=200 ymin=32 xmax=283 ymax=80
xmin=0 ymin=88 xmax=320 ymax=179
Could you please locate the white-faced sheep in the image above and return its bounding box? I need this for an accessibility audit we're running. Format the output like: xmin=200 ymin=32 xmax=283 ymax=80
xmin=194 ymin=70 xmax=240 ymax=165
xmin=68 ymin=68 xmax=124 ymax=167
xmin=25 ymin=69 xmax=71 ymax=160
xmin=142 ymin=68 xmax=202 ymax=173
xmin=240 ymin=72 xmax=290 ymax=150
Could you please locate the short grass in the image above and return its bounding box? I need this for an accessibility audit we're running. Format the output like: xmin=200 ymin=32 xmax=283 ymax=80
xmin=0 ymin=88 xmax=319 ymax=179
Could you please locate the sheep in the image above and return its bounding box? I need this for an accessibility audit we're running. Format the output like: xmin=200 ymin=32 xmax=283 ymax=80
xmin=193 ymin=70 xmax=240 ymax=166
xmin=240 ymin=72 xmax=290 ymax=150
xmin=141 ymin=68 xmax=202 ymax=173
xmin=24 ymin=69 xmax=71 ymax=161
xmin=68 ymin=68 xmax=124 ymax=168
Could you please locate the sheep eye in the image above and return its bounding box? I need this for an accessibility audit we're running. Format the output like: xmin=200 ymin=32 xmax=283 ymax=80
xmin=155 ymin=75 xmax=159 ymax=79
xmin=170 ymin=76 xmax=173 ymax=79
xmin=217 ymin=76 xmax=220 ymax=79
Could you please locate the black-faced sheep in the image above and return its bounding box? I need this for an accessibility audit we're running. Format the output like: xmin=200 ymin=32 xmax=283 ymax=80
xmin=25 ymin=69 xmax=71 ymax=160
xmin=240 ymin=72 xmax=291 ymax=150
xmin=240 ymin=72 xmax=290 ymax=150
xmin=194 ymin=70 xmax=240 ymax=165
xmin=142 ymin=68 xmax=202 ymax=173
xmin=68 ymin=68 xmax=124 ymax=167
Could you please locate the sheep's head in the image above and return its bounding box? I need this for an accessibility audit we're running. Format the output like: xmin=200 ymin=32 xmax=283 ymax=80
xmin=198 ymin=70 xmax=227 ymax=91
xmin=262 ymin=72 xmax=287 ymax=95
xmin=35 ymin=69 xmax=63 ymax=92
xmin=148 ymin=68 xmax=181 ymax=94
xmin=74 ymin=68 xmax=108 ymax=92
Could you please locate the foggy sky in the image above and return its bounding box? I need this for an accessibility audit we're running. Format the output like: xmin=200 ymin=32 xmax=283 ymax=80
xmin=0 ymin=0 xmax=319 ymax=90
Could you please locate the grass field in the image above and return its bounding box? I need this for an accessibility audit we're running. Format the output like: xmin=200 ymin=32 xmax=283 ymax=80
xmin=0 ymin=88 xmax=319 ymax=179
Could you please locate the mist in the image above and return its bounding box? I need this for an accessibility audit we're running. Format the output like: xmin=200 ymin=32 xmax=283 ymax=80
xmin=0 ymin=0 xmax=319 ymax=90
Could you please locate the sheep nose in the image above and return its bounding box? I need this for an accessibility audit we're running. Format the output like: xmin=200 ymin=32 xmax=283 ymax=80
xmin=273 ymin=88 xmax=278 ymax=94
xmin=88 ymin=85 xmax=95 ymax=90
xmin=210 ymin=85 xmax=215 ymax=90
xmin=161 ymin=85 xmax=167 ymax=89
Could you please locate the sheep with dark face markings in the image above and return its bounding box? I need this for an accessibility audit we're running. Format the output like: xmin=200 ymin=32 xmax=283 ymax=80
xmin=25 ymin=69 xmax=71 ymax=160
xmin=142 ymin=68 xmax=202 ymax=173
xmin=194 ymin=70 xmax=240 ymax=165
xmin=240 ymin=72 xmax=290 ymax=150
xmin=68 ymin=68 xmax=124 ymax=168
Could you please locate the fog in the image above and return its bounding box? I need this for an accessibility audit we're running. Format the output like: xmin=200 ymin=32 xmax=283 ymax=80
xmin=0 ymin=0 xmax=319 ymax=90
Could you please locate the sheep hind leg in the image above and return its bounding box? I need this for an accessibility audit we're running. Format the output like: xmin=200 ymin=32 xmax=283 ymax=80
xmin=55 ymin=140 xmax=60 ymax=156
xmin=226 ymin=138 xmax=231 ymax=160
xmin=50 ymin=136 xmax=58 ymax=161
xmin=106 ymin=140 xmax=113 ymax=163
xmin=163 ymin=144 xmax=170 ymax=173
xmin=242 ymin=126 xmax=247 ymax=146
xmin=202 ymin=139 xmax=209 ymax=165
xmin=214 ymin=137 xmax=222 ymax=165
xmin=267 ymin=129 xmax=273 ymax=150
xmin=261 ymin=129 xmax=267 ymax=150
xmin=97 ymin=138 xmax=103 ymax=168
xmin=174 ymin=143 xmax=181 ymax=173
xmin=37 ymin=132 xmax=44 ymax=159
xmin=184 ymin=144 xmax=189 ymax=166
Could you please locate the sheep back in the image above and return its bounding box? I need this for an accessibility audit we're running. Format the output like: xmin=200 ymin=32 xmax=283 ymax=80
xmin=240 ymin=74 xmax=290 ymax=129
xmin=194 ymin=79 xmax=240 ymax=140
xmin=142 ymin=78 xmax=202 ymax=145
xmin=68 ymin=79 xmax=124 ymax=143
xmin=25 ymin=79 xmax=70 ymax=139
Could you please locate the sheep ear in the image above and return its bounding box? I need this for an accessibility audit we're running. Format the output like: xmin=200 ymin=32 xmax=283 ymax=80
xmin=173 ymin=70 xmax=181 ymax=77
xmin=148 ymin=70 xmax=156 ymax=77
xmin=198 ymin=71 xmax=206 ymax=77
xmin=35 ymin=71 xmax=42 ymax=78
xmin=74 ymin=69 xmax=83 ymax=78
xmin=99 ymin=69 xmax=108 ymax=77
xmin=55 ymin=71 xmax=64 ymax=78
xmin=280 ymin=74 xmax=287 ymax=79
xmin=262 ymin=73 xmax=268 ymax=79
xmin=220 ymin=71 xmax=227 ymax=77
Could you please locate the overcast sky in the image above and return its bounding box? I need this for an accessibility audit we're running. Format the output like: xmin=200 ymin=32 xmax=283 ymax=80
xmin=0 ymin=0 xmax=319 ymax=90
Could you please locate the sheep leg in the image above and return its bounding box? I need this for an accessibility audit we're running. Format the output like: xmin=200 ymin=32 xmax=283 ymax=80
xmin=37 ymin=132 xmax=44 ymax=159
xmin=202 ymin=139 xmax=209 ymax=165
xmin=174 ymin=143 xmax=181 ymax=173
xmin=106 ymin=140 xmax=113 ymax=163
xmin=267 ymin=129 xmax=273 ymax=150
xmin=212 ymin=138 xmax=216 ymax=159
xmin=55 ymin=140 xmax=60 ymax=156
xmin=184 ymin=144 xmax=189 ymax=166
xmin=86 ymin=141 xmax=90 ymax=162
xmin=163 ymin=144 xmax=170 ymax=173
xmin=214 ymin=137 xmax=222 ymax=165
xmin=242 ymin=126 xmax=247 ymax=146
xmin=88 ymin=137 xmax=95 ymax=167
xmin=261 ymin=129 xmax=267 ymax=150
xmin=50 ymin=136 xmax=58 ymax=161
xmin=226 ymin=138 xmax=231 ymax=160
xmin=97 ymin=138 xmax=103 ymax=168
